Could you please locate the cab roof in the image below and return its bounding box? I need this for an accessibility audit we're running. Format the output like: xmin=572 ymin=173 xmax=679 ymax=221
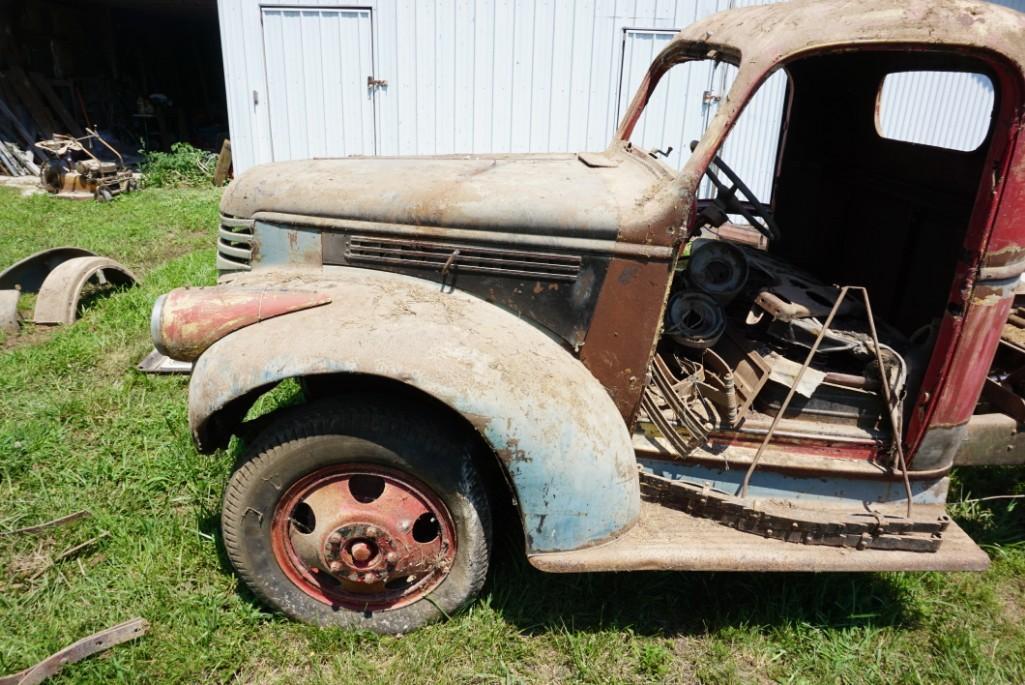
xmin=673 ymin=0 xmax=1025 ymax=73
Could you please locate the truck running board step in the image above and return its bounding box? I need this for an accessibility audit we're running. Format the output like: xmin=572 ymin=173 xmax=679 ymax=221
xmin=528 ymin=501 xmax=990 ymax=574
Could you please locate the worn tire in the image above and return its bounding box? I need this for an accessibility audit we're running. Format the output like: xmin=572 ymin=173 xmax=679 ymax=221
xmin=221 ymin=397 xmax=492 ymax=634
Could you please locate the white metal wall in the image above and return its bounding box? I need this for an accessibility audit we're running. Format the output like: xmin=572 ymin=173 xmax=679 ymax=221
xmin=218 ymin=0 xmax=1025 ymax=185
xmin=218 ymin=0 xmax=747 ymax=173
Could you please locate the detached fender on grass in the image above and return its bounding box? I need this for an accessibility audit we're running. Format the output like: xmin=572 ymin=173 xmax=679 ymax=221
xmin=0 ymin=247 xmax=138 ymax=328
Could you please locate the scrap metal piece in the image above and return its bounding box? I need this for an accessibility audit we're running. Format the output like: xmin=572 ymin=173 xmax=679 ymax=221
xmin=0 ymin=510 xmax=90 ymax=537
xmin=137 ymin=348 xmax=193 ymax=375
xmin=32 ymin=256 xmax=137 ymax=325
xmin=0 ymin=247 xmax=96 ymax=293
xmin=0 ymin=618 xmax=148 ymax=685
xmin=640 ymin=471 xmax=946 ymax=553
xmin=0 ymin=289 xmax=18 ymax=334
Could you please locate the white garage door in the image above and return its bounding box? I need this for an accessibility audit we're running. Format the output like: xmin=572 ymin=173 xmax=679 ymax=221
xmin=261 ymin=7 xmax=377 ymax=161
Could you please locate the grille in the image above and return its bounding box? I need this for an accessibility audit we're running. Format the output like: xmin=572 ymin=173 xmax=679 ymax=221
xmin=217 ymin=215 xmax=255 ymax=272
xmin=345 ymin=236 xmax=581 ymax=281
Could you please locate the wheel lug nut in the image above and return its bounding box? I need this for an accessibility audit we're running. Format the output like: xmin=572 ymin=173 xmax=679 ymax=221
xmin=363 ymin=572 xmax=377 ymax=583
xmin=350 ymin=541 xmax=373 ymax=562
xmin=365 ymin=526 xmax=378 ymax=537
xmin=328 ymin=532 xmax=342 ymax=545
xmin=386 ymin=552 xmax=398 ymax=564
xmin=329 ymin=561 xmax=343 ymax=573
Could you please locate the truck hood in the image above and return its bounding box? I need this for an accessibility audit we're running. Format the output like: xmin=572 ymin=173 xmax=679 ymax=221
xmin=219 ymin=152 xmax=670 ymax=241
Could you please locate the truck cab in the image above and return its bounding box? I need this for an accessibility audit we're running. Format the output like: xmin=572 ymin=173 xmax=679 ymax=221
xmin=153 ymin=0 xmax=1025 ymax=633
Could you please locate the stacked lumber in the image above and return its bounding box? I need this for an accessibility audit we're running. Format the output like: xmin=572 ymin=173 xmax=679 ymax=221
xmin=0 ymin=67 xmax=85 ymax=176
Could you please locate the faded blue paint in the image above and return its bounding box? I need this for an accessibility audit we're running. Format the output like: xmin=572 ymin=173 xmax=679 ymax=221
xmin=252 ymin=221 xmax=322 ymax=268
xmin=638 ymin=457 xmax=948 ymax=507
xmin=190 ymin=268 xmax=640 ymax=554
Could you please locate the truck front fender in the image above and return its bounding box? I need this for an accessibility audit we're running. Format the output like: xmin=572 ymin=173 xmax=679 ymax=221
xmin=188 ymin=268 xmax=639 ymax=553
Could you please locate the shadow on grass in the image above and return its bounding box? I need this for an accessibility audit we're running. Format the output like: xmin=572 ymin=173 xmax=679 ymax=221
xmin=481 ymin=504 xmax=923 ymax=637
xmin=950 ymin=465 xmax=1025 ymax=549
xmin=481 ymin=466 xmax=1025 ymax=638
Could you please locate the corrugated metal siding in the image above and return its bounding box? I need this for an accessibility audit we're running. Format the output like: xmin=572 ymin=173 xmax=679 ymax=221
xmin=218 ymin=0 xmax=753 ymax=171
xmin=218 ymin=0 xmax=1025 ymax=177
xmin=879 ymin=71 xmax=995 ymax=151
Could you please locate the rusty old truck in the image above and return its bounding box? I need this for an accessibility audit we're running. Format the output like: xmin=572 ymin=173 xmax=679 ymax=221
xmin=151 ymin=0 xmax=1025 ymax=633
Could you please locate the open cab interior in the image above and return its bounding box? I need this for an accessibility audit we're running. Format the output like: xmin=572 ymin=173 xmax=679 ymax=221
xmin=625 ymin=45 xmax=1019 ymax=508
xmin=528 ymin=36 xmax=1025 ymax=573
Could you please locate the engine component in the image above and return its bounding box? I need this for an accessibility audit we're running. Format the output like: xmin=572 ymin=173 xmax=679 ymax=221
xmin=688 ymin=240 xmax=749 ymax=303
xmin=665 ymin=291 xmax=726 ymax=349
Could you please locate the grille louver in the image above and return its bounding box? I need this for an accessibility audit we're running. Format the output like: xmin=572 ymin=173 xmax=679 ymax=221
xmin=217 ymin=215 xmax=255 ymax=272
xmin=345 ymin=236 xmax=581 ymax=281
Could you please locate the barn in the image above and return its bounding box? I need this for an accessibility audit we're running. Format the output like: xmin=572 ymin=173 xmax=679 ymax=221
xmin=216 ymin=0 xmax=1025 ymax=198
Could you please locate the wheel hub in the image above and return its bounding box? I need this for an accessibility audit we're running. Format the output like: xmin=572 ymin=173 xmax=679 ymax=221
xmin=270 ymin=465 xmax=456 ymax=611
xmin=323 ymin=523 xmax=398 ymax=584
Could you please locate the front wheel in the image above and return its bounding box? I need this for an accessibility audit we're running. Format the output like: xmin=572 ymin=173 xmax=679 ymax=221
xmin=221 ymin=398 xmax=492 ymax=633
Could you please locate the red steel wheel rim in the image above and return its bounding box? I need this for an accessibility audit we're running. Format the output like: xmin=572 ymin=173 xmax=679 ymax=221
xmin=270 ymin=463 xmax=457 ymax=612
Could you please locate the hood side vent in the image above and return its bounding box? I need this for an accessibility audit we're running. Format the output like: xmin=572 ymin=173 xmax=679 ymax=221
xmin=346 ymin=236 xmax=581 ymax=281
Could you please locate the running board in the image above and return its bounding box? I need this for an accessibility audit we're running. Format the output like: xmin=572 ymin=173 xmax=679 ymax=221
xmin=528 ymin=502 xmax=990 ymax=573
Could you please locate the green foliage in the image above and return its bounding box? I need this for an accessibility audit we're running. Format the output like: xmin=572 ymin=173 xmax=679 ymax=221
xmin=140 ymin=142 xmax=219 ymax=188
xmin=0 ymin=188 xmax=1023 ymax=683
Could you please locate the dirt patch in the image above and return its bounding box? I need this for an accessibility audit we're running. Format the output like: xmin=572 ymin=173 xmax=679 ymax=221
xmin=1 ymin=322 xmax=55 ymax=351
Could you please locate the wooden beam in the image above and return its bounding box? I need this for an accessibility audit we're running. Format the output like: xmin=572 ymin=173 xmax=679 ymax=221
xmin=29 ymin=72 xmax=82 ymax=136
xmin=213 ymin=138 xmax=231 ymax=186
xmin=5 ymin=67 xmax=58 ymax=138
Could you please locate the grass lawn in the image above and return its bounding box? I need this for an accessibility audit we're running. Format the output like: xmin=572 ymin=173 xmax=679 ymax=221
xmin=0 ymin=186 xmax=1023 ymax=684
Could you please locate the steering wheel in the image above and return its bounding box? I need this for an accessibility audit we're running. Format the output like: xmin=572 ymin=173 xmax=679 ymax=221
xmin=693 ymin=141 xmax=781 ymax=242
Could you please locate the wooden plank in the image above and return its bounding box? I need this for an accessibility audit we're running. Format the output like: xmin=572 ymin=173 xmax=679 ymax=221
xmin=29 ymin=72 xmax=82 ymax=136
xmin=5 ymin=67 xmax=58 ymax=137
xmin=0 ymin=142 xmax=20 ymax=175
xmin=0 ymin=93 xmax=36 ymax=149
xmin=5 ymin=142 xmax=38 ymax=175
xmin=213 ymin=139 xmax=232 ymax=186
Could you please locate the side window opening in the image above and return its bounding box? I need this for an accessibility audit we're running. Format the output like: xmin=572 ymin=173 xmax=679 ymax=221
xmin=876 ymin=71 xmax=995 ymax=151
